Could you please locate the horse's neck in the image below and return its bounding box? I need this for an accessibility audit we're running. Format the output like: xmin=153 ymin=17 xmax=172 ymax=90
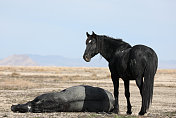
xmin=99 ymin=38 xmax=131 ymax=62
xmin=99 ymin=39 xmax=116 ymax=62
xmin=99 ymin=49 xmax=112 ymax=62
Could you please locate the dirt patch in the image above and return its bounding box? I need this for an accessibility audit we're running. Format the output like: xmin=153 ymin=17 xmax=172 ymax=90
xmin=0 ymin=66 xmax=176 ymax=118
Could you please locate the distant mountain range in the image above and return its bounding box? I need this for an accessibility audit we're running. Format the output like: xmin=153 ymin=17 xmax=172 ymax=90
xmin=0 ymin=54 xmax=175 ymax=68
xmin=0 ymin=54 xmax=108 ymax=67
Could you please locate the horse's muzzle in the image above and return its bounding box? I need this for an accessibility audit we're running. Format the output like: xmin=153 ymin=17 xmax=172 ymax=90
xmin=83 ymin=54 xmax=91 ymax=62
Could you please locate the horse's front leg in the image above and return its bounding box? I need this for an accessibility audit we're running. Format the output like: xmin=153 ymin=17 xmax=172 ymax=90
xmin=112 ymin=75 xmax=119 ymax=114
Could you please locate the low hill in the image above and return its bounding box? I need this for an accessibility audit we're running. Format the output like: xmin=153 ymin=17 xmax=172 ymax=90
xmin=0 ymin=55 xmax=38 ymax=66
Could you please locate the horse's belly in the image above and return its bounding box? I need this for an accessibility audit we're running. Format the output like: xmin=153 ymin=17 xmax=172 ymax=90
xmin=66 ymin=101 xmax=84 ymax=111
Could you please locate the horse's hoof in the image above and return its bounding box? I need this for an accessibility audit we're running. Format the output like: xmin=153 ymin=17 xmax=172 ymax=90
xmin=112 ymin=108 xmax=119 ymax=114
xmin=138 ymin=110 xmax=146 ymax=115
xmin=127 ymin=110 xmax=132 ymax=115
xmin=11 ymin=105 xmax=17 ymax=112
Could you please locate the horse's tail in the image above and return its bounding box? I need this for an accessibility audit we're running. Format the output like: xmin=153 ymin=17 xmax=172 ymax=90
xmin=142 ymin=55 xmax=158 ymax=112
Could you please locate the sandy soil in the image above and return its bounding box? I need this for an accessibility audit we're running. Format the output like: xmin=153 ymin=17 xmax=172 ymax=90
xmin=0 ymin=66 xmax=175 ymax=118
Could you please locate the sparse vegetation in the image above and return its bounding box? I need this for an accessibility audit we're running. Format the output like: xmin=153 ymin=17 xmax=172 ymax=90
xmin=78 ymin=113 xmax=137 ymax=118
xmin=11 ymin=72 xmax=20 ymax=77
xmin=0 ymin=66 xmax=175 ymax=117
xmin=163 ymin=112 xmax=176 ymax=118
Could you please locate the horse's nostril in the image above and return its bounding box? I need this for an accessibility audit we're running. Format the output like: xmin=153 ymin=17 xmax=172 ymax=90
xmin=85 ymin=55 xmax=88 ymax=59
xmin=83 ymin=55 xmax=86 ymax=59
xmin=83 ymin=54 xmax=88 ymax=59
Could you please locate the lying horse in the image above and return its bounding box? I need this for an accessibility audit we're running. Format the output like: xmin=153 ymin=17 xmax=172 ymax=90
xmin=11 ymin=85 xmax=115 ymax=113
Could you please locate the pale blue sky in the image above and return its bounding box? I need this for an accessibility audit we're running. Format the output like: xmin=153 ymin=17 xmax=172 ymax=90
xmin=0 ymin=0 xmax=176 ymax=61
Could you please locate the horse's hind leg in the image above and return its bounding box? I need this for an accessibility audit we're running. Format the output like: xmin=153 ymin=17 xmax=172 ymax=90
xmin=139 ymin=69 xmax=155 ymax=115
xmin=124 ymin=80 xmax=132 ymax=114
xmin=135 ymin=75 xmax=146 ymax=115
xmin=136 ymin=75 xmax=143 ymax=95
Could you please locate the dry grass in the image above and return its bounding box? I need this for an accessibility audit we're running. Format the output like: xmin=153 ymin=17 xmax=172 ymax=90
xmin=0 ymin=66 xmax=110 ymax=90
xmin=157 ymin=69 xmax=176 ymax=74
xmin=0 ymin=79 xmax=38 ymax=90
xmin=0 ymin=66 xmax=176 ymax=118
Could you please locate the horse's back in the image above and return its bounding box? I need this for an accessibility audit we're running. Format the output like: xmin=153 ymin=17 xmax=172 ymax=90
xmin=130 ymin=45 xmax=157 ymax=61
xmin=129 ymin=45 xmax=158 ymax=78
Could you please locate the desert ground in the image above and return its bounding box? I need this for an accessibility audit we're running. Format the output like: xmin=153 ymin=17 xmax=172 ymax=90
xmin=0 ymin=66 xmax=175 ymax=118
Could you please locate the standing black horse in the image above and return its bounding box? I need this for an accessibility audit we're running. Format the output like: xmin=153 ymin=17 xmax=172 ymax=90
xmin=83 ymin=32 xmax=158 ymax=115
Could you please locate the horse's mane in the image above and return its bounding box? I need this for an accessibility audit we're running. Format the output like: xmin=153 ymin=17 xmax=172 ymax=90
xmin=96 ymin=35 xmax=132 ymax=51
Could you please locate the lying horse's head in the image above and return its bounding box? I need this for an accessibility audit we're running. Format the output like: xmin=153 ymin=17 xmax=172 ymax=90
xmin=83 ymin=31 xmax=99 ymax=62
xmin=11 ymin=102 xmax=32 ymax=113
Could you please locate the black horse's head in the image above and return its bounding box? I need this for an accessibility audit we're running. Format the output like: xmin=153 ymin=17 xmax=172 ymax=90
xmin=83 ymin=31 xmax=99 ymax=62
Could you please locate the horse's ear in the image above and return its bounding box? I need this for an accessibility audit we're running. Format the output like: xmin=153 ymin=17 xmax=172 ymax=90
xmin=92 ymin=31 xmax=96 ymax=35
xmin=86 ymin=32 xmax=90 ymax=37
xmin=92 ymin=31 xmax=96 ymax=37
